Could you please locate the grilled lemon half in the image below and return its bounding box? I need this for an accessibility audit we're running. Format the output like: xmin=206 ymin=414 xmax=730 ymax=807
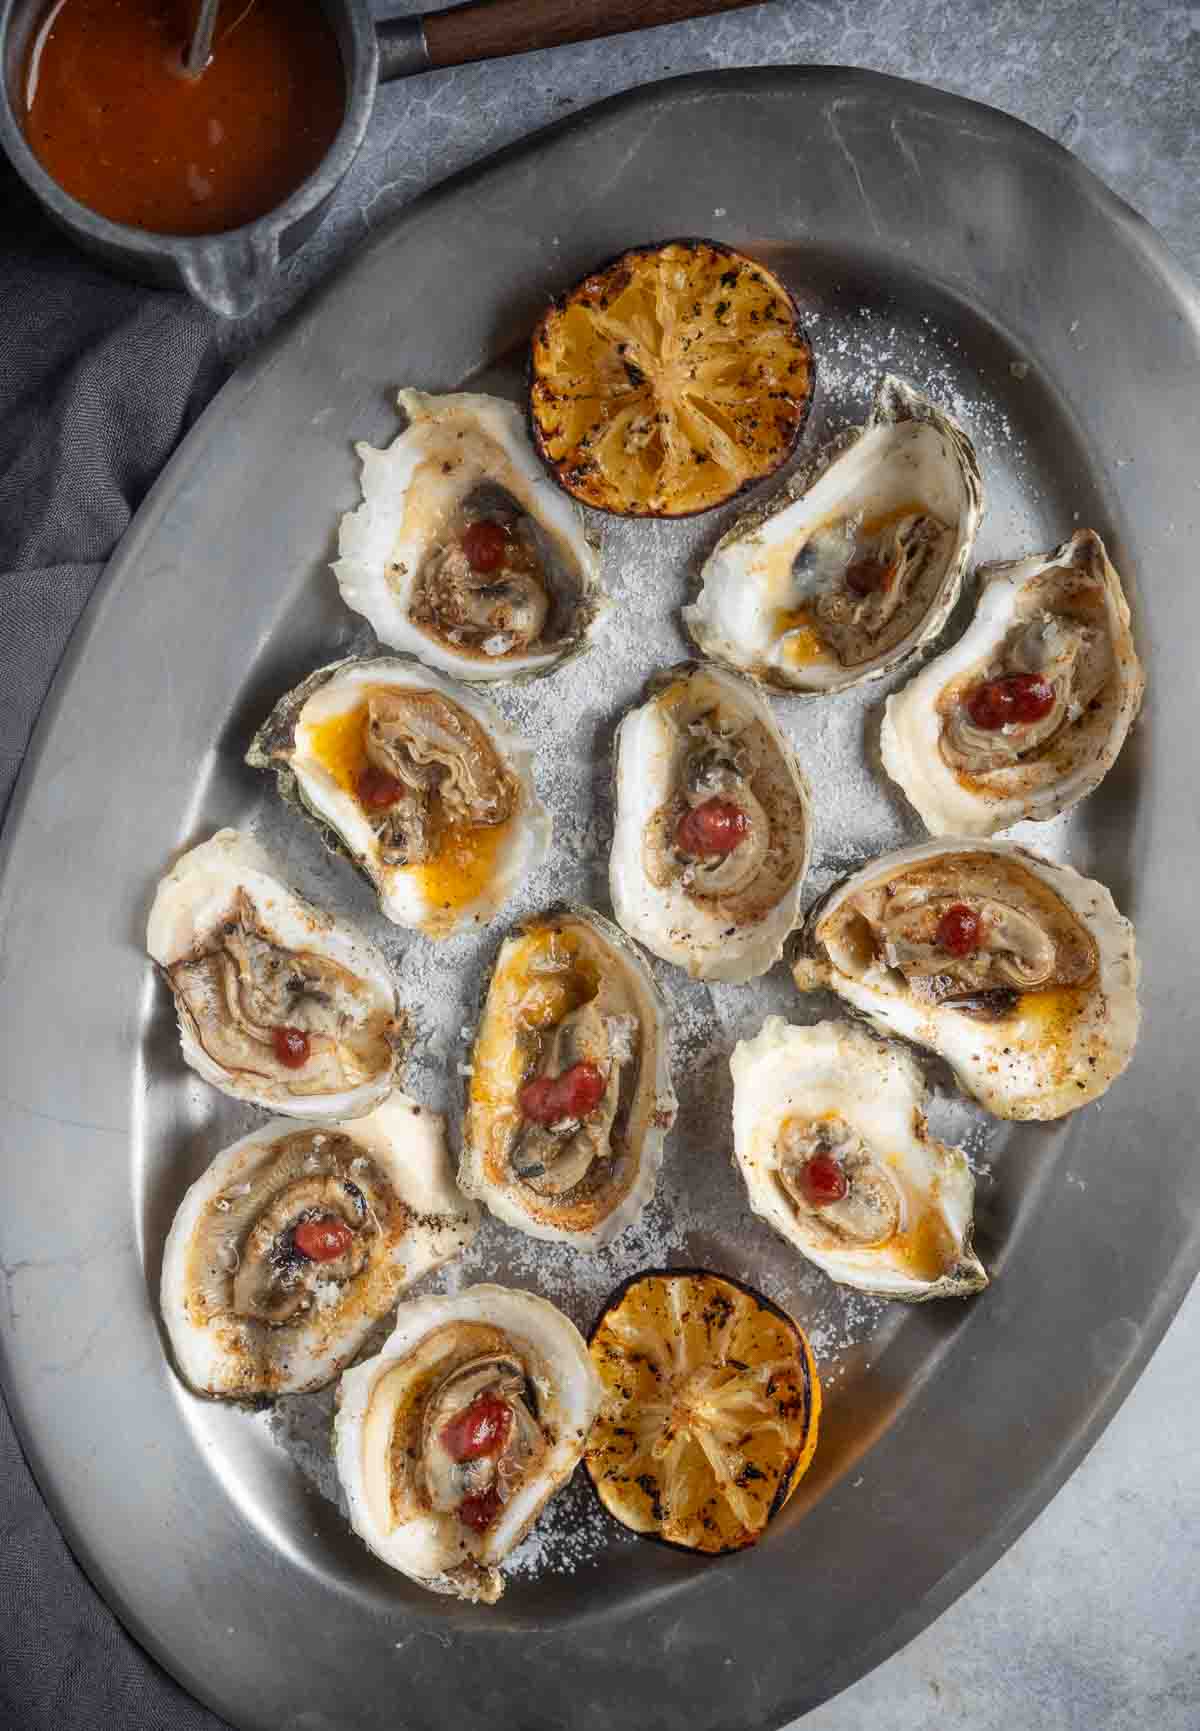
xmin=529 ymin=240 xmax=814 ymax=517
xmin=586 ymin=1268 xmax=821 ymax=1554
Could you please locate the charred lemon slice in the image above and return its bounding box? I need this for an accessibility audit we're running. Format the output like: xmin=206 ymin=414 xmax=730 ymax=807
xmin=529 ymin=240 xmax=814 ymax=517
xmin=586 ymin=1268 xmax=820 ymax=1553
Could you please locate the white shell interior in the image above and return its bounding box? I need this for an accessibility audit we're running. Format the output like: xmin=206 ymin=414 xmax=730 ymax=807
xmin=160 ymin=1096 xmax=478 ymax=1397
xmin=684 ymin=376 xmax=982 ymax=692
xmin=881 ymin=530 xmax=1144 ymax=836
xmin=730 ymin=1017 xmax=985 ymax=1300
xmin=333 ymin=390 xmax=604 ymax=680
xmin=800 ymin=839 xmax=1140 ymax=1121
xmin=283 ymin=658 xmax=552 ymax=937
xmin=146 ymin=829 xmax=400 ymax=1119
xmin=608 ymin=664 xmax=812 ymax=983
xmin=334 ymin=1285 xmax=601 ymax=1600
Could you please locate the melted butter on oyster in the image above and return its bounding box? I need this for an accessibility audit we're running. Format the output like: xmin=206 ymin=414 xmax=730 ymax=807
xmin=883 ymin=530 xmax=1144 ymax=835
xmin=459 ymin=910 xmax=675 ymax=1247
xmin=610 ymin=662 xmax=812 ymax=983
xmin=685 ymin=377 xmax=983 ymax=693
xmin=306 ymin=687 xmax=518 ymax=866
xmin=335 ymin=1286 xmax=601 ymax=1603
xmin=148 ymin=830 xmax=403 ymax=1118
xmin=161 ymin=1097 xmax=478 ymax=1398
xmin=248 ymin=657 xmax=551 ymax=939
xmin=774 ymin=501 xmax=953 ymax=672
xmin=333 ymin=390 xmax=604 ymax=681
xmin=732 ymin=1019 xmax=986 ymax=1300
xmin=795 ymin=840 xmax=1138 ymax=1120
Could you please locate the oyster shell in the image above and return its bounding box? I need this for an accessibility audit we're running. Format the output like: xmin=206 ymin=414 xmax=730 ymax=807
xmin=333 ymin=390 xmax=605 ymax=680
xmin=793 ymin=839 xmax=1139 ymax=1120
xmin=161 ymin=1096 xmax=478 ymax=1397
xmin=247 ymin=656 xmax=551 ymax=940
xmin=881 ymin=529 xmax=1144 ymax=835
xmin=731 ymin=1018 xmax=987 ymax=1300
xmin=458 ymin=907 xmax=676 ymax=1247
xmin=334 ymin=1284 xmax=601 ymax=1603
xmin=609 ymin=661 xmax=812 ymax=982
xmin=147 ymin=829 xmax=404 ymax=1118
xmin=684 ymin=376 xmax=983 ymax=692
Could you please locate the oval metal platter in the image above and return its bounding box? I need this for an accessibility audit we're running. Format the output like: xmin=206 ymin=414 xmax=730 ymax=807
xmin=2 ymin=68 xmax=1198 ymax=1731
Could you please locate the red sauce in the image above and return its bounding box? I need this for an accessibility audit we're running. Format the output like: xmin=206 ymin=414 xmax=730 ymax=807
xmin=519 ymin=1060 xmax=607 ymax=1126
xmin=461 ymin=520 xmax=509 ymax=574
xmin=936 ymin=903 xmax=983 ymax=957
xmin=675 ymin=798 xmax=751 ymax=859
xmin=965 ymin=673 xmax=1056 ymax=731
xmin=356 ymin=765 xmax=405 ymax=812
xmin=22 ymin=0 xmax=344 ymax=235
xmin=796 ymin=1153 xmax=848 ymax=1205
xmin=293 ymin=1216 xmax=353 ymax=1263
xmin=458 ymin=1485 xmax=504 ymax=1532
xmin=440 ymin=1394 xmax=513 ymax=1464
xmin=272 ymin=1025 xmax=310 ymax=1069
xmin=844 ymin=555 xmax=895 ymax=597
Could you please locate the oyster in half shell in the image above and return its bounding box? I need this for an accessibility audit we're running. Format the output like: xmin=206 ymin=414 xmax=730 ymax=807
xmin=333 ymin=390 xmax=604 ymax=680
xmin=882 ymin=529 xmax=1144 ymax=835
xmin=161 ymin=1096 xmax=478 ymax=1398
xmin=684 ymin=376 xmax=983 ymax=692
xmin=334 ymin=1285 xmax=601 ymax=1603
xmin=793 ymin=839 xmax=1139 ymax=1120
xmin=459 ymin=908 xmax=676 ymax=1248
xmin=147 ymin=829 xmax=404 ymax=1118
xmin=248 ymin=657 xmax=551 ymax=940
xmin=732 ymin=1018 xmax=987 ymax=1301
xmin=610 ymin=662 xmax=812 ymax=982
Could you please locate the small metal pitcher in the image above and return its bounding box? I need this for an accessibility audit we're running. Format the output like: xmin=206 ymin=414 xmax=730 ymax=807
xmin=0 ymin=0 xmax=763 ymax=317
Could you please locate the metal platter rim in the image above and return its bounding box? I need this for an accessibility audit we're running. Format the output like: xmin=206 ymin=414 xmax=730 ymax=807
xmin=1 ymin=65 xmax=1197 ymax=1731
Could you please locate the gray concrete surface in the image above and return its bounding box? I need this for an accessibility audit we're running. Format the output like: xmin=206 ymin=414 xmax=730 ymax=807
xmin=236 ymin=0 xmax=1200 ymax=347
xmin=800 ymin=1279 xmax=1200 ymax=1730
xmin=239 ymin=4 xmax=1199 ymax=1725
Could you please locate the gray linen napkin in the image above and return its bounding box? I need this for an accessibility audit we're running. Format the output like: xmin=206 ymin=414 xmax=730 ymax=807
xmin=0 ymin=174 xmax=224 ymax=822
xmin=1 ymin=170 xmax=230 ymax=1730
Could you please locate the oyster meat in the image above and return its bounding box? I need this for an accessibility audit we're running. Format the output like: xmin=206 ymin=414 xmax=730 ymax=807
xmin=684 ymin=376 xmax=983 ymax=692
xmin=882 ymin=529 xmax=1145 ymax=835
xmin=248 ymin=657 xmax=551 ymax=940
xmin=610 ymin=661 xmax=812 ymax=982
xmin=161 ymin=1096 xmax=478 ymax=1398
xmin=334 ymin=1284 xmax=601 ymax=1603
xmin=793 ymin=839 xmax=1139 ymax=1120
xmin=732 ymin=1018 xmax=987 ymax=1300
xmin=459 ymin=908 xmax=676 ymax=1247
xmin=147 ymin=829 xmax=404 ymax=1118
xmin=334 ymin=390 xmax=604 ymax=680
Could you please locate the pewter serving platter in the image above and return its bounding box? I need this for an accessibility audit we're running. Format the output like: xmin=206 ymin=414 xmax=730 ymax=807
xmin=1 ymin=69 xmax=1198 ymax=1731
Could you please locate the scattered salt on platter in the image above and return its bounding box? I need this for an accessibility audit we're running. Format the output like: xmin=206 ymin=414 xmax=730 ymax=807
xmin=258 ymin=285 xmax=1062 ymax=1585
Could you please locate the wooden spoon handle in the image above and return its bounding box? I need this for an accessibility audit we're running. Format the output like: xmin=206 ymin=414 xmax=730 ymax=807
xmin=421 ymin=0 xmax=768 ymax=71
